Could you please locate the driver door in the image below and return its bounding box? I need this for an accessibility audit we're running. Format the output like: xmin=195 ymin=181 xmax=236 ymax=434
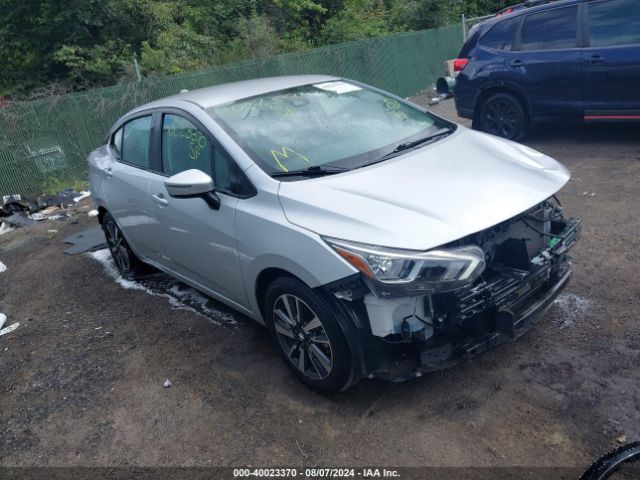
xmin=147 ymin=111 xmax=248 ymax=309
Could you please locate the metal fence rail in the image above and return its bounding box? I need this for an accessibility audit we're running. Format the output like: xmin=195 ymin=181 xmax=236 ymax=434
xmin=0 ymin=25 xmax=462 ymax=196
xmin=461 ymin=13 xmax=494 ymax=40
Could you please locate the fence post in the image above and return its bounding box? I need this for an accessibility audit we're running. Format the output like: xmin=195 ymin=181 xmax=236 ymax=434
xmin=133 ymin=57 xmax=142 ymax=82
xmin=461 ymin=14 xmax=466 ymax=42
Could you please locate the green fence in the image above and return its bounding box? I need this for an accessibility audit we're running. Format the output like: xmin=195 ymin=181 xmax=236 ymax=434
xmin=0 ymin=24 xmax=462 ymax=196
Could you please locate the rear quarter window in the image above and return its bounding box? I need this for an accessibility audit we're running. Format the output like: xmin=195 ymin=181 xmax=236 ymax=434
xmin=121 ymin=116 xmax=152 ymax=169
xmin=479 ymin=17 xmax=521 ymax=51
xmin=588 ymin=0 xmax=640 ymax=47
xmin=520 ymin=6 xmax=578 ymax=51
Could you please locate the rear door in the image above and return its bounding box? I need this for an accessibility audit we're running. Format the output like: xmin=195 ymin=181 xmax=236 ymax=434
xmin=101 ymin=115 xmax=157 ymax=260
xmin=146 ymin=111 xmax=249 ymax=308
xmin=510 ymin=5 xmax=582 ymax=121
xmin=582 ymin=0 xmax=640 ymax=119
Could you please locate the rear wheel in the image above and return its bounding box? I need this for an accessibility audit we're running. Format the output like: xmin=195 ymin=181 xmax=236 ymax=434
xmin=478 ymin=92 xmax=527 ymax=141
xmin=102 ymin=212 xmax=143 ymax=277
xmin=264 ymin=277 xmax=354 ymax=394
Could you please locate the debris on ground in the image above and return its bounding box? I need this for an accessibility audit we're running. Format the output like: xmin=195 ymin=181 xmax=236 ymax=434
xmin=0 ymin=321 xmax=19 ymax=337
xmin=63 ymin=226 xmax=106 ymax=255
xmin=616 ymin=434 xmax=628 ymax=444
xmin=73 ymin=191 xmax=91 ymax=203
xmin=0 ymin=260 xmax=6 ymax=273
xmin=88 ymin=210 xmax=99 ymax=217
xmin=164 ymin=379 xmax=172 ymax=388
xmin=2 ymin=213 xmax=36 ymax=228
xmin=0 ymin=222 xmax=12 ymax=235
xmin=0 ymin=189 xmax=92 ymax=234
xmin=0 ymin=313 xmax=6 ymax=330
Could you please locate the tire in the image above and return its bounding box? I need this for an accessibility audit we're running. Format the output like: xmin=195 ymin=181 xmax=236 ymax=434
xmin=580 ymin=441 xmax=640 ymax=480
xmin=264 ymin=276 xmax=354 ymax=394
xmin=101 ymin=212 xmax=144 ymax=277
xmin=478 ymin=92 xmax=527 ymax=141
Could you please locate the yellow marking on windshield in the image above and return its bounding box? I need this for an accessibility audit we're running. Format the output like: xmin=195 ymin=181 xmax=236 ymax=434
xmin=271 ymin=147 xmax=311 ymax=172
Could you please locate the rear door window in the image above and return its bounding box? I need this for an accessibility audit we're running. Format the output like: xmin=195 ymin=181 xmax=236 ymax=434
xmin=121 ymin=116 xmax=152 ymax=169
xmin=520 ymin=6 xmax=578 ymax=51
xmin=588 ymin=0 xmax=640 ymax=47
xmin=480 ymin=17 xmax=520 ymax=51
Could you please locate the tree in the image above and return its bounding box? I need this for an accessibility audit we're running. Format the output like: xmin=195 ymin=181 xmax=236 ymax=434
xmin=321 ymin=0 xmax=396 ymax=44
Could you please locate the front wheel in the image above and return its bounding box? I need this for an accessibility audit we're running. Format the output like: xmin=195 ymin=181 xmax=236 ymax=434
xmin=264 ymin=277 xmax=354 ymax=394
xmin=478 ymin=92 xmax=527 ymax=141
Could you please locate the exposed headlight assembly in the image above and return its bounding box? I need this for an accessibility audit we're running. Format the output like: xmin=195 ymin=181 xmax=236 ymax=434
xmin=324 ymin=238 xmax=486 ymax=297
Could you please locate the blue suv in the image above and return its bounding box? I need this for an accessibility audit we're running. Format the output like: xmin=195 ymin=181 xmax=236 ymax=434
xmin=454 ymin=0 xmax=640 ymax=140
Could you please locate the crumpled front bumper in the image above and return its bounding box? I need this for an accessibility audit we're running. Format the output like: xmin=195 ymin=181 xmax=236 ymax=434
xmin=369 ymin=217 xmax=581 ymax=382
xmin=419 ymin=265 xmax=571 ymax=372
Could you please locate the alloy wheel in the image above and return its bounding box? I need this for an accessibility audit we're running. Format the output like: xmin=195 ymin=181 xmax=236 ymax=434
xmin=483 ymin=98 xmax=520 ymax=138
xmin=272 ymin=294 xmax=333 ymax=380
xmin=104 ymin=221 xmax=130 ymax=273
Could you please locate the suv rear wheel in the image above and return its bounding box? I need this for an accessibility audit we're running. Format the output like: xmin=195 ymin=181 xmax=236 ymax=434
xmin=264 ymin=277 xmax=354 ymax=394
xmin=478 ymin=92 xmax=527 ymax=141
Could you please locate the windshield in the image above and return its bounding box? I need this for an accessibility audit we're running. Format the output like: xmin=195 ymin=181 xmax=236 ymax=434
xmin=207 ymin=80 xmax=451 ymax=176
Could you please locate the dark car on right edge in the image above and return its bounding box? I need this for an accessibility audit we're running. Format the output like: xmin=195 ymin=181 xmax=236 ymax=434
xmin=454 ymin=0 xmax=640 ymax=140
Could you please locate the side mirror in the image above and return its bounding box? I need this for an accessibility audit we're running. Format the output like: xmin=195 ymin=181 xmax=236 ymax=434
xmin=164 ymin=169 xmax=220 ymax=210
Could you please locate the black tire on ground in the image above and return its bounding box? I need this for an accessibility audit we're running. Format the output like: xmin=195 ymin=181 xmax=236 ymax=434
xmin=477 ymin=92 xmax=527 ymax=141
xmin=579 ymin=441 xmax=640 ymax=480
xmin=264 ymin=276 xmax=355 ymax=394
xmin=101 ymin=212 xmax=144 ymax=277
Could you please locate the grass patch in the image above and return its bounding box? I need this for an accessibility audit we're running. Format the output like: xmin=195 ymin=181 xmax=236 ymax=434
xmin=41 ymin=177 xmax=89 ymax=196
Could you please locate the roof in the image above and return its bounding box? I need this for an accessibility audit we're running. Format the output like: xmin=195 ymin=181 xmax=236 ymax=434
xmin=145 ymin=74 xmax=339 ymax=110
xmin=477 ymin=0 xmax=581 ymax=32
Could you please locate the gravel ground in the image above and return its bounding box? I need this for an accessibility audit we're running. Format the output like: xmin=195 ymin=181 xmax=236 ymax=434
xmin=0 ymin=95 xmax=638 ymax=471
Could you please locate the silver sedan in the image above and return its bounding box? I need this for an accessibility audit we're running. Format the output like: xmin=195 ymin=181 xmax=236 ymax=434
xmin=89 ymin=75 xmax=580 ymax=393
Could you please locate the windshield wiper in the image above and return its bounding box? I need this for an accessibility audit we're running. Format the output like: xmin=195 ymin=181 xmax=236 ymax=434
xmin=367 ymin=127 xmax=454 ymax=166
xmin=389 ymin=127 xmax=453 ymax=155
xmin=270 ymin=165 xmax=349 ymax=178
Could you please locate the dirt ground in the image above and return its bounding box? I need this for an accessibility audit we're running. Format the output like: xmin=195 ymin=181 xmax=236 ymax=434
xmin=0 ymin=95 xmax=639 ymax=472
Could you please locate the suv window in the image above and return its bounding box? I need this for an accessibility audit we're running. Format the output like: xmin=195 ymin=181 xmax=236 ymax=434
xmin=588 ymin=0 xmax=640 ymax=47
xmin=520 ymin=6 xmax=578 ymax=51
xmin=162 ymin=114 xmax=213 ymax=177
xmin=480 ymin=17 xmax=520 ymax=51
xmin=121 ymin=116 xmax=152 ymax=169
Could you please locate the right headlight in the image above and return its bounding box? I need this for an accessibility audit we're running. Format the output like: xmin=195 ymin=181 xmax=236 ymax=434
xmin=324 ymin=237 xmax=485 ymax=297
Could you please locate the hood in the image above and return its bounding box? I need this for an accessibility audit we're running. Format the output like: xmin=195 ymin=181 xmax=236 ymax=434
xmin=277 ymin=127 xmax=571 ymax=251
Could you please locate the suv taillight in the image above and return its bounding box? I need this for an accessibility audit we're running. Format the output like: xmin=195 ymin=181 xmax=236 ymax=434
xmin=453 ymin=59 xmax=469 ymax=72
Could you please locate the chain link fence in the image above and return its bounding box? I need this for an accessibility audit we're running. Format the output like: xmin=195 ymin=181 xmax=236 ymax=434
xmin=0 ymin=24 xmax=462 ymax=196
xmin=461 ymin=13 xmax=494 ymax=40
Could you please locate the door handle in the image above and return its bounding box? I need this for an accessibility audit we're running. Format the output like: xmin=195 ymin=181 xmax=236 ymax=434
xmin=104 ymin=167 xmax=113 ymax=178
xmin=509 ymin=59 xmax=524 ymax=67
xmin=152 ymin=194 xmax=169 ymax=206
xmin=585 ymin=55 xmax=605 ymax=64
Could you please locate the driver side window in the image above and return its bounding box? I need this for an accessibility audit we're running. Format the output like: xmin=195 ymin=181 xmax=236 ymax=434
xmin=162 ymin=114 xmax=213 ymax=177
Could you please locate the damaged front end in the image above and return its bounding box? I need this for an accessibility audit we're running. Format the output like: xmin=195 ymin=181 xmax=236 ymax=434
xmin=323 ymin=197 xmax=581 ymax=381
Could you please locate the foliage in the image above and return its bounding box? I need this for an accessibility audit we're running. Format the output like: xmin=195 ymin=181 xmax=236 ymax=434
xmin=0 ymin=0 xmax=510 ymax=95
xmin=321 ymin=0 xmax=395 ymax=44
